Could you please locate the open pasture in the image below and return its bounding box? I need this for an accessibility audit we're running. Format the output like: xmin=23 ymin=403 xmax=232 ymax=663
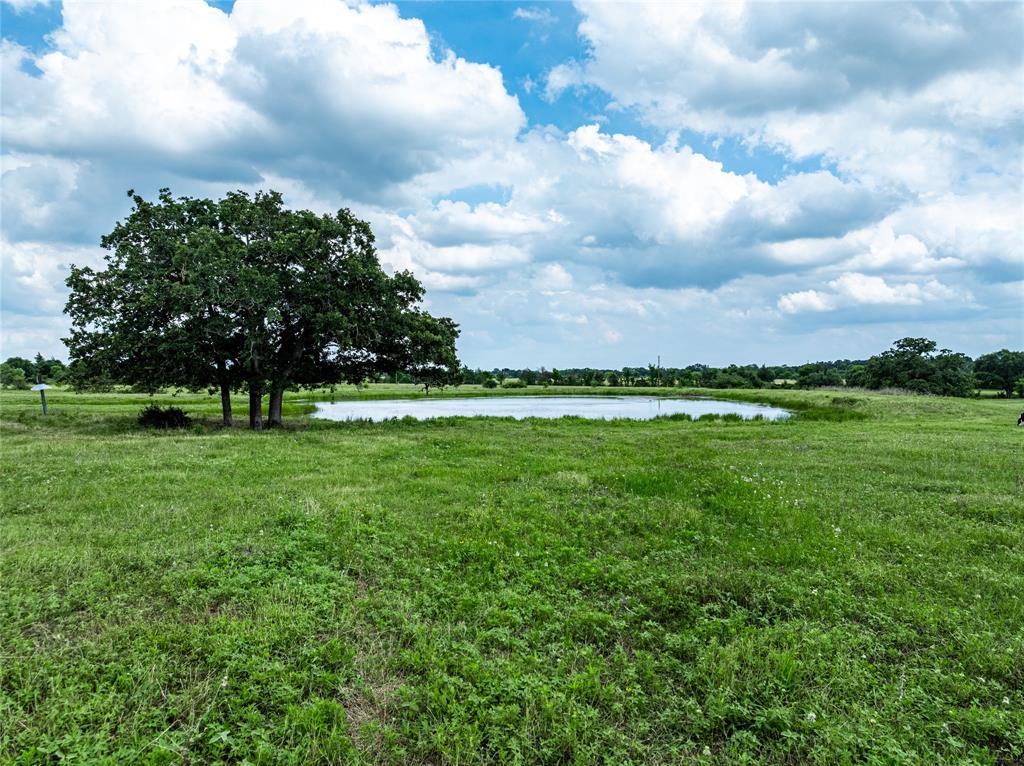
xmin=1 ymin=387 xmax=1022 ymax=764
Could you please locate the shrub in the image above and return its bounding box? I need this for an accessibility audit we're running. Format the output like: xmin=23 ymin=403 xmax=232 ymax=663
xmin=138 ymin=404 xmax=192 ymax=429
xmin=0 ymin=364 xmax=30 ymax=390
xmin=482 ymin=378 xmax=498 ymax=389
xmin=501 ymin=378 xmax=527 ymax=389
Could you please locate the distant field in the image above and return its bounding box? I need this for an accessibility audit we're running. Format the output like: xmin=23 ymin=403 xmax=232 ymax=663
xmin=1 ymin=386 xmax=1022 ymax=764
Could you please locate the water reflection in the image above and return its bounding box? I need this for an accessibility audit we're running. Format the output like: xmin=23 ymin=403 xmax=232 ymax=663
xmin=310 ymin=396 xmax=790 ymax=422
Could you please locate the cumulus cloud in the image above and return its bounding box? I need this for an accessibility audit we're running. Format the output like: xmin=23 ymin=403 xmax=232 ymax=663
xmin=407 ymin=200 xmax=551 ymax=247
xmin=1 ymin=0 xmax=1021 ymax=362
xmin=544 ymin=61 xmax=585 ymax=102
xmin=394 ymin=124 xmax=896 ymax=290
xmin=556 ymin=1 xmax=1024 ymax=193
xmin=778 ymin=289 xmax=832 ymax=315
xmin=2 ymin=239 xmax=80 ymax=317
xmin=1 ymin=0 xmax=525 ymax=241
xmin=370 ymin=121 xmax=897 ymax=296
xmin=533 ymin=263 xmax=574 ymax=292
xmin=830 ymin=273 xmax=959 ymax=306
xmin=778 ymin=273 xmax=969 ymax=317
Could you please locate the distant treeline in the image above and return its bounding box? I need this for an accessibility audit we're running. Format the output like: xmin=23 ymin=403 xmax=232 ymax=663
xmin=0 ymin=355 xmax=66 ymax=388
xmin=453 ymin=360 xmax=861 ymax=390
xmin=404 ymin=339 xmax=1023 ymax=398
xmin=4 ymin=339 xmax=1022 ymax=398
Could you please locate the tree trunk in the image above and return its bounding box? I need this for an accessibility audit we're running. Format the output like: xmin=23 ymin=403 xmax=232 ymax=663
xmin=220 ymin=380 xmax=233 ymax=427
xmin=216 ymin=358 xmax=233 ymax=427
xmin=268 ymin=388 xmax=284 ymax=428
xmin=249 ymin=384 xmax=263 ymax=431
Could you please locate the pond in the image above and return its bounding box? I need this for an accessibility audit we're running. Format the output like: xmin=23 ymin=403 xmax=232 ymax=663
xmin=310 ymin=396 xmax=791 ymax=422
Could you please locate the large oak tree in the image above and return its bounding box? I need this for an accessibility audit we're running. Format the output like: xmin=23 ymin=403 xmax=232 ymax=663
xmin=65 ymin=189 xmax=460 ymax=428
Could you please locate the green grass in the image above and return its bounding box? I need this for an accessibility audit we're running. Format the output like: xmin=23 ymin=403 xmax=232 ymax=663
xmin=1 ymin=386 xmax=1022 ymax=764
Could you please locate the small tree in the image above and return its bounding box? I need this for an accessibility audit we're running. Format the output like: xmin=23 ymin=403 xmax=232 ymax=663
xmin=0 ymin=364 xmax=29 ymax=389
xmin=404 ymin=314 xmax=462 ymax=395
xmin=862 ymin=338 xmax=974 ymax=397
xmin=974 ymin=350 xmax=1024 ymax=397
xmin=648 ymin=363 xmax=660 ymax=387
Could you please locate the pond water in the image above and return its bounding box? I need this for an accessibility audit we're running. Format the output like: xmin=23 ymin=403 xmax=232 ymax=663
xmin=310 ymin=396 xmax=791 ymax=422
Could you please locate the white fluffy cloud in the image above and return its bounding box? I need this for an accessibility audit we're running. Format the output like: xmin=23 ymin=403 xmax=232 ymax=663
xmin=533 ymin=263 xmax=574 ymax=292
xmin=1 ymin=238 xmax=100 ymax=316
xmin=778 ymin=273 xmax=969 ymax=316
xmin=1 ymin=0 xmax=1021 ymax=363
xmin=556 ymin=1 xmax=1023 ymax=194
xmin=386 ymin=124 xmax=902 ymax=293
xmin=2 ymin=0 xmax=524 ymax=204
xmin=407 ymin=200 xmax=552 ymax=246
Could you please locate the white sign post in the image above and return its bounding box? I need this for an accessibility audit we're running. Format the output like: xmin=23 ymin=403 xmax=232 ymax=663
xmin=31 ymin=383 xmax=51 ymax=415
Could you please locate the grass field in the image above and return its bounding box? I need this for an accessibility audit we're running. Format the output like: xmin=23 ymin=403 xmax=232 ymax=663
xmin=1 ymin=386 xmax=1022 ymax=764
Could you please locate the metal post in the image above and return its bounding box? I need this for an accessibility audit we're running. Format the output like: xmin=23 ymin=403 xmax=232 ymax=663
xmin=31 ymin=377 xmax=51 ymax=415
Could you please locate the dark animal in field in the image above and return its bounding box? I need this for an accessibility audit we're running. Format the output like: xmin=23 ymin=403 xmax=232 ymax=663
xmin=1018 ymin=411 xmax=1024 ymax=426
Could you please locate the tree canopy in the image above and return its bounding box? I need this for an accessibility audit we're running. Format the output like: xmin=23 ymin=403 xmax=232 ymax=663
xmin=860 ymin=338 xmax=975 ymax=396
xmin=974 ymin=349 xmax=1024 ymax=398
xmin=65 ymin=189 xmax=460 ymax=428
xmin=1 ymin=355 xmax=67 ymax=389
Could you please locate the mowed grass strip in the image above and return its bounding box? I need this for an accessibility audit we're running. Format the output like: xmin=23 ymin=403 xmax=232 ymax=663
xmin=1 ymin=387 xmax=1022 ymax=765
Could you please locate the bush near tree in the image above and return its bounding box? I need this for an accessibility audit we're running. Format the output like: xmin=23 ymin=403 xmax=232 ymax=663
xmin=137 ymin=404 xmax=192 ymax=429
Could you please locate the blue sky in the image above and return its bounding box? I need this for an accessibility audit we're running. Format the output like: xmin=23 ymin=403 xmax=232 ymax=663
xmin=2 ymin=0 xmax=1022 ymax=368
